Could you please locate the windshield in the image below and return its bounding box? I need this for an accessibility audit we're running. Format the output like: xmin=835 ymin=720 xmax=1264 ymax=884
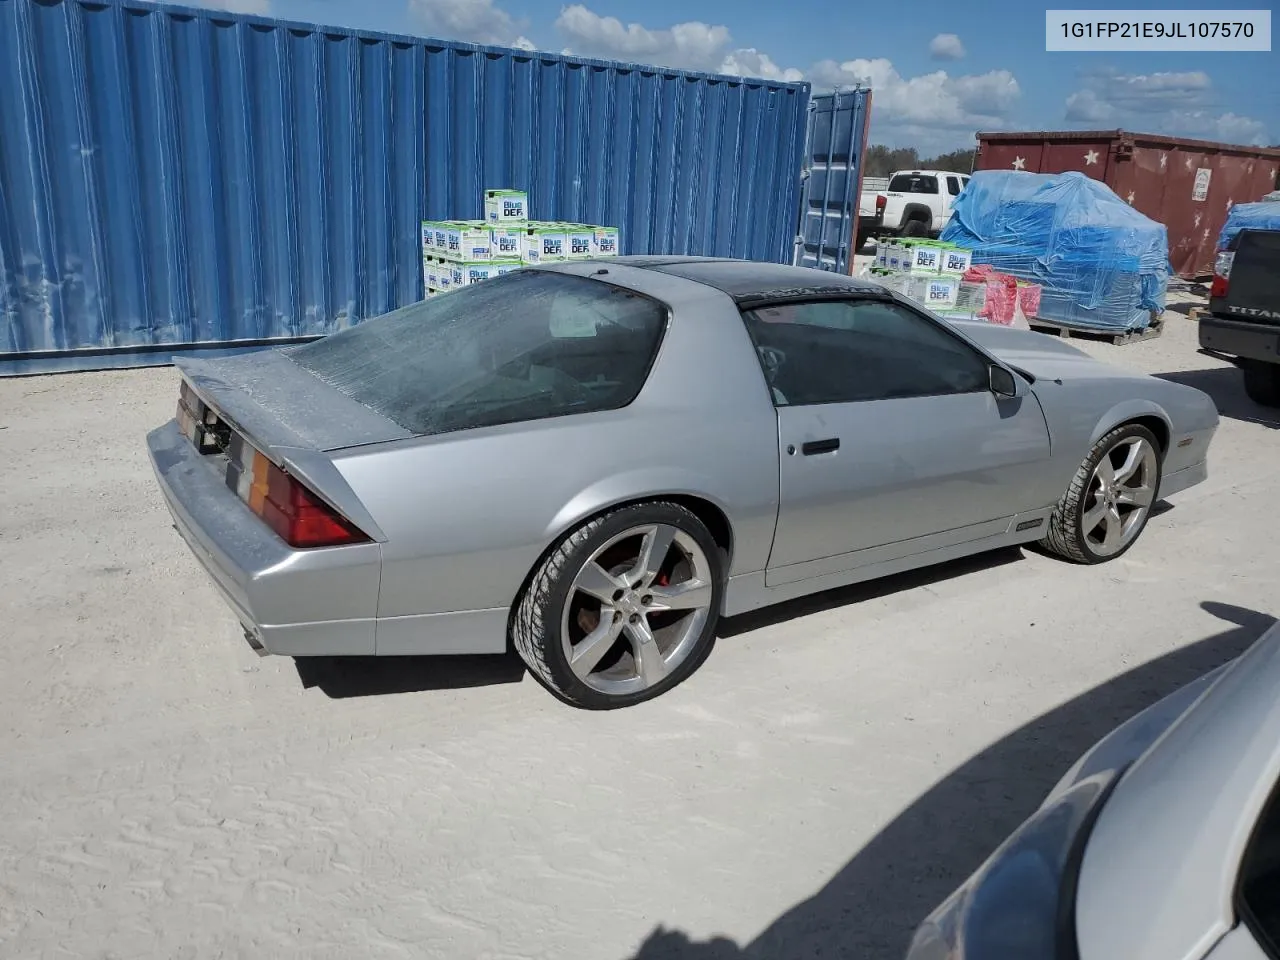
xmin=286 ymin=270 xmax=668 ymax=436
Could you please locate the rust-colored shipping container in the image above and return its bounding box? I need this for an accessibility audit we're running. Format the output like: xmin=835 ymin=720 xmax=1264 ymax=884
xmin=975 ymin=129 xmax=1280 ymax=278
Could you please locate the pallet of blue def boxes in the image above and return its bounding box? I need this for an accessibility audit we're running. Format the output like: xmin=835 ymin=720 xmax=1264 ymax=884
xmin=422 ymin=189 xmax=620 ymax=297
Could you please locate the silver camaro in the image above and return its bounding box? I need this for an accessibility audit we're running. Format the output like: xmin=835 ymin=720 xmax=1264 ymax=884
xmin=146 ymin=257 xmax=1220 ymax=708
xmin=907 ymin=617 xmax=1280 ymax=960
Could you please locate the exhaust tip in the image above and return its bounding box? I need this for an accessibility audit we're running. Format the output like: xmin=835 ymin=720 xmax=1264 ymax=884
xmin=242 ymin=626 xmax=270 ymax=657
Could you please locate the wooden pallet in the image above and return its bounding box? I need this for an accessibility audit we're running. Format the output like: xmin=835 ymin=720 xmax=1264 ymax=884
xmin=1028 ymin=314 xmax=1165 ymax=346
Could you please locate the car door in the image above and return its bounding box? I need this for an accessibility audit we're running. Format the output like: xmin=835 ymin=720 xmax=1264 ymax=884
xmin=740 ymin=297 xmax=1053 ymax=586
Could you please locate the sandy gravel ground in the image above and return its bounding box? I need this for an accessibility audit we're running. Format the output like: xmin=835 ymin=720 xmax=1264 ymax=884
xmin=2 ymin=307 xmax=1277 ymax=960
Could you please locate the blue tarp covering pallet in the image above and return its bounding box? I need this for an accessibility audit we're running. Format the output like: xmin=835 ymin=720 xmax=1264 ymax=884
xmin=1218 ymin=200 xmax=1280 ymax=249
xmin=940 ymin=171 xmax=1171 ymax=333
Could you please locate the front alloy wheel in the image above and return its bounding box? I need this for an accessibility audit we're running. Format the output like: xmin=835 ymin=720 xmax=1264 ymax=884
xmin=1041 ymin=422 xmax=1164 ymax=564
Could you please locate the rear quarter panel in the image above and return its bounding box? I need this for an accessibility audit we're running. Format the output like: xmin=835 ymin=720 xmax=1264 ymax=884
xmin=332 ymin=265 xmax=782 ymax=624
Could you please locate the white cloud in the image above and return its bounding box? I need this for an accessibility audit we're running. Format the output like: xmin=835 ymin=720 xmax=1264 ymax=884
xmin=718 ymin=48 xmax=805 ymax=83
xmin=408 ymin=0 xmax=530 ymax=48
xmin=809 ymin=57 xmax=1019 ymax=152
xmin=554 ymin=4 xmax=803 ymax=81
xmin=1214 ymin=112 xmax=1270 ymax=144
xmin=928 ymin=33 xmax=965 ymax=61
xmin=1064 ymin=70 xmax=1269 ymax=146
xmin=556 ymin=5 xmax=729 ymax=70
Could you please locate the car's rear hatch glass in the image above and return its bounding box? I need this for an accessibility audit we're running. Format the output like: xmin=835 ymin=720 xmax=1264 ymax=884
xmin=285 ymin=270 xmax=668 ymax=437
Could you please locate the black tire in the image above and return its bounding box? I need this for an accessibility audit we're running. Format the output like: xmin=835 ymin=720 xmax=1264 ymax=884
xmin=511 ymin=501 xmax=726 ymax=709
xmin=1242 ymin=359 xmax=1280 ymax=407
xmin=1039 ymin=422 xmax=1164 ymax=565
xmin=901 ymin=219 xmax=928 ymax=238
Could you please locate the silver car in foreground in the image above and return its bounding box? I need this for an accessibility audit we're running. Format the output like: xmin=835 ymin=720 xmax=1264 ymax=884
xmin=906 ymin=617 xmax=1280 ymax=960
xmin=146 ymin=257 xmax=1219 ymax=708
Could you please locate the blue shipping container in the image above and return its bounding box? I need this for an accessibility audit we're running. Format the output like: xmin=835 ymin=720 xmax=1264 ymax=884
xmin=0 ymin=0 xmax=810 ymax=373
xmin=793 ymin=89 xmax=872 ymax=275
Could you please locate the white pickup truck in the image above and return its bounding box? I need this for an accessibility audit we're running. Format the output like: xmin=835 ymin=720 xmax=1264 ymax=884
xmin=858 ymin=169 xmax=971 ymax=243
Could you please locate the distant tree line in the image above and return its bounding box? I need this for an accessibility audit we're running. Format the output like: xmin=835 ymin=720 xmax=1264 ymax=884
xmin=863 ymin=144 xmax=977 ymax=178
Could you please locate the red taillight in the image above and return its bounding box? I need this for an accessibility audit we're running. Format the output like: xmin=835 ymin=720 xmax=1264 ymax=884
xmin=1210 ymin=250 xmax=1234 ymax=299
xmin=876 ymin=194 xmax=887 ymax=213
xmin=257 ymin=460 xmax=369 ymax=548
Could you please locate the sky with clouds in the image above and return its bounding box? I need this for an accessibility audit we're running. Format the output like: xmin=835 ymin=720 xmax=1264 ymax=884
xmin=187 ymin=0 xmax=1276 ymax=155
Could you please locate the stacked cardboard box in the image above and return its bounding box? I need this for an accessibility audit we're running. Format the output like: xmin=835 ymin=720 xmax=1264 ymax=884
xmin=423 ymin=189 xmax=620 ymax=297
xmin=868 ymin=237 xmax=982 ymax=319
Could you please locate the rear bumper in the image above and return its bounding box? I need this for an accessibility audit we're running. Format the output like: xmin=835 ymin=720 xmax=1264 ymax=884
xmin=1198 ymin=315 xmax=1280 ymax=365
xmin=146 ymin=420 xmax=380 ymax=655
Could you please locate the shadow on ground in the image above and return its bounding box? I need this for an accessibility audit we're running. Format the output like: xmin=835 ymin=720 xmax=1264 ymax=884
xmin=719 ymin=547 xmax=1026 ymax=638
xmin=1163 ymin=295 xmax=1209 ymax=317
xmin=628 ymin=600 xmax=1276 ymax=960
xmin=295 ymin=547 xmax=1033 ymax=697
xmin=1158 ymin=364 xmax=1280 ymax=429
xmin=294 ymin=652 xmax=527 ymax=698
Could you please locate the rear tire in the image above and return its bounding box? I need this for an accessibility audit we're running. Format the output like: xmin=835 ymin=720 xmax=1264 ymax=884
xmin=901 ymin=219 xmax=928 ymax=238
xmin=511 ymin=502 xmax=725 ymax=709
xmin=1040 ymin=423 xmax=1163 ymax=565
xmin=1241 ymin=359 xmax=1280 ymax=408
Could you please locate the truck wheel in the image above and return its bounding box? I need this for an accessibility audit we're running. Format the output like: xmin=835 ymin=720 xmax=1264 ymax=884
xmin=1241 ymin=360 xmax=1280 ymax=408
xmin=901 ymin=219 xmax=928 ymax=238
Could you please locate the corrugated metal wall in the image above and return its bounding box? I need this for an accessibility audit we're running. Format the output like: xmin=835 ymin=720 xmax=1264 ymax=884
xmin=792 ymin=88 xmax=872 ymax=274
xmin=0 ymin=0 xmax=810 ymax=373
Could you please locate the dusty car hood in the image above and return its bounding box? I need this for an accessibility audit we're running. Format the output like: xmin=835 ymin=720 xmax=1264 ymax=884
xmin=949 ymin=319 xmax=1145 ymax=383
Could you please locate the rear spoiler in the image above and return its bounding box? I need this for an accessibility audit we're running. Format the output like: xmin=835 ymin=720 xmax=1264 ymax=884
xmin=175 ymin=357 xmax=391 ymax=543
xmin=177 ymin=357 xmax=316 ymax=458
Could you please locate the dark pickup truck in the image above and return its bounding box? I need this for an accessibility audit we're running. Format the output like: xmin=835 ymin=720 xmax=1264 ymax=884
xmin=1199 ymin=227 xmax=1280 ymax=406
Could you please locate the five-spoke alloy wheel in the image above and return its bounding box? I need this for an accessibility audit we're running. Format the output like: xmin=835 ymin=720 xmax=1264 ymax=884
xmin=513 ymin=502 xmax=725 ymax=709
xmin=1041 ymin=422 xmax=1164 ymax=564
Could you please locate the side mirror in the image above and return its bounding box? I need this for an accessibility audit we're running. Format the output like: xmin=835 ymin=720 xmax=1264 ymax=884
xmin=989 ymin=364 xmax=1019 ymax=399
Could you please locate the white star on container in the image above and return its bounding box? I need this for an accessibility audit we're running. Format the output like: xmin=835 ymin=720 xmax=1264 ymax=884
xmin=1227 ymin=199 xmax=1234 ymax=211
xmin=1204 ymin=229 xmax=1211 ymax=240
xmin=1127 ymin=191 xmax=1135 ymax=204
xmin=1160 ymin=154 xmax=1168 ymax=169
xmin=1084 ymin=149 xmax=1099 ymax=165
xmin=1194 ymin=213 xmax=1202 ymax=228
xmin=1185 ymin=156 xmax=1195 ymax=170
xmin=1012 ymin=156 xmax=1026 ymax=170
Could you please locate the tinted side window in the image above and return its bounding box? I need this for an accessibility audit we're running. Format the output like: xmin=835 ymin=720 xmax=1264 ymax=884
xmin=947 ymin=176 xmax=962 ymax=196
xmin=1241 ymin=776 xmax=1280 ymax=956
xmin=889 ymin=174 xmax=940 ymax=194
xmin=740 ymin=299 xmax=990 ymax=406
